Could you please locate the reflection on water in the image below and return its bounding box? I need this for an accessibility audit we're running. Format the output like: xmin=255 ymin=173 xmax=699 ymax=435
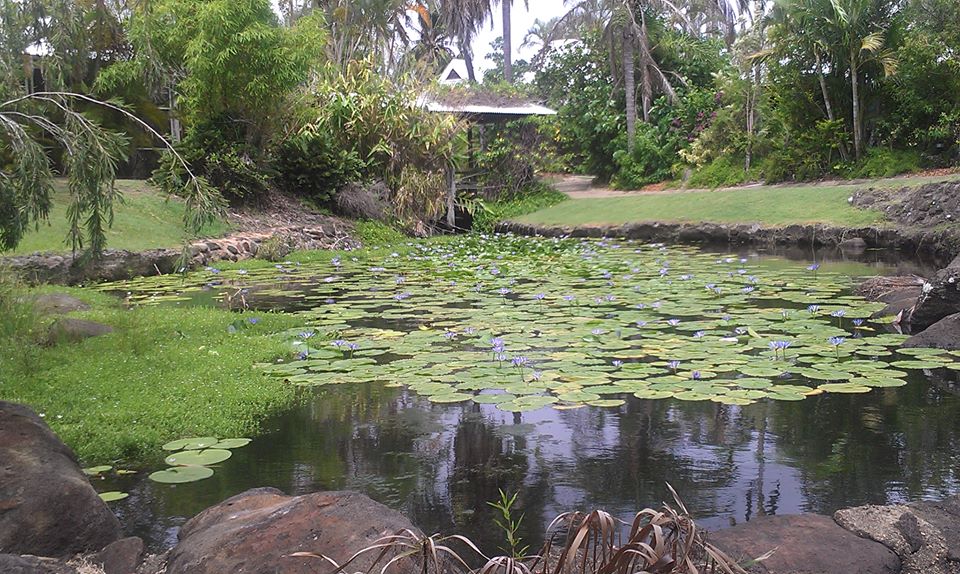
xmin=105 ymin=372 xmax=960 ymax=554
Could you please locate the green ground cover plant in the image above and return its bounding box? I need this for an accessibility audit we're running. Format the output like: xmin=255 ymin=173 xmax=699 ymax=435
xmin=0 ymin=280 xmax=302 ymax=464
xmin=472 ymin=183 xmax=568 ymax=232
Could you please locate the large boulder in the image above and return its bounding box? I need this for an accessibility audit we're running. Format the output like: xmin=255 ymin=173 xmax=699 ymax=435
xmin=911 ymin=259 xmax=960 ymax=330
xmin=0 ymin=555 xmax=77 ymax=574
xmin=835 ymin=496 xmax=960 ymax=574
xmin=709 ymin=514 xmax=900 ymax=574
xmin=0 ymin=402 xmax=120 ymax=557
xmin=166 ymin=488 xmax=432 ymax=574
xmin=903 ymin=313 xmax=960 ymax=349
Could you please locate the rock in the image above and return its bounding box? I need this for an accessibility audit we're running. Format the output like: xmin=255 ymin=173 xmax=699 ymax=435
xmin=0 ymin=402 xmax=120 ymax=557
xmin=91 ymin=537 xmax=144 ymax=574
xmin=835 ymin=502 xmax=957 ymax=574
xmin=911 ymin=267 xmax=960 ymax=330
xmin=838 ymin=236 xmax=867 ymax=252
xmin=903 ymin=313 xmax=960 ymax=349
xmin=166 ymin=488 xmax=431 ymax=574
xmin=30 ymin=294 xmax=89 ymax=315
xmin=0 ymin=555 xmax=78 ymax=574
xmin=47 ymin=318 xmax=114 ymax=344
xmin=709 ymin=514 xmax=900 ymax=574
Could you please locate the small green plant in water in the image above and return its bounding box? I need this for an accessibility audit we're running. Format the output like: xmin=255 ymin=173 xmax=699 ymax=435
xmin=487 ymin=489 xmax=529 ymax=559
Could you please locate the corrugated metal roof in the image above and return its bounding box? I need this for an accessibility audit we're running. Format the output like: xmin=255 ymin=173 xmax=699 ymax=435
xmin=420 ymin=99 xmax=556 ymax=116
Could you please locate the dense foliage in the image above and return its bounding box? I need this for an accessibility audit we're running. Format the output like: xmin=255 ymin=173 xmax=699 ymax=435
xmin=2 ymin=0 xmax=958 ymax=255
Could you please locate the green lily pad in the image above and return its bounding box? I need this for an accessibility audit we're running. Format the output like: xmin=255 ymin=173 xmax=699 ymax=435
xmin=214 ymin=438 xmax=252 ymax=449
xmin=162 ymin=437 xmax=220 ymax=451
xmin=98 ymin=491 xmax=129 ymax=502
xmin=164 ymin=449 xmax=233 ymax=466
xmin=148 ymin=466 xmax=215 ymax=484
xmin=83 ymin=465 xmax=113 ymax=476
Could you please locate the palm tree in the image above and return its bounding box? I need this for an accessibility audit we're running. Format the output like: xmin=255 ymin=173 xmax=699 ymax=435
xmin=439 ymin=0 xmax=492 ymax=82
xmin=500 ymin=0 xmax=528 ymax=83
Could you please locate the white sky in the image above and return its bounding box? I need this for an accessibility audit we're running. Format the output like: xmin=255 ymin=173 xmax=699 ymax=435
xmin=270 ymin=1 xmax=572 ymax=80
xmin=470 ymin=1 xmax=570 ymax=77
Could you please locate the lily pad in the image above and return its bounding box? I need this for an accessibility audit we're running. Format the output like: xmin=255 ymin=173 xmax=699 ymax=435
xmin=148 ymin=466 xmax=215 ymax=484
xmin=98 ymin=491 xmax=129 ymax=502
xmin=164 ymin=449 xmax=233 ymax=466
xmin=162 ymin=437 xmax=219 ymax=451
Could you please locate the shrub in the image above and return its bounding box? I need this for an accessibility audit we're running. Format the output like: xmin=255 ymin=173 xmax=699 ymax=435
xmin=472 ymin=182 xmax=567 ymax=233
xmin=255 ymin=236 xmax=292 ymax=262
xmin=612 ymin=126 xmax=675 ymax=189
xmin=846 ymin=148 xmax=923 ymax=179
xmin=272 ymin=130 xmax=366 ymax=204
xmin=686 ymin=156 xmax=753 ymax=188
xmin=334 ymin=181 xmax=390 ymax=221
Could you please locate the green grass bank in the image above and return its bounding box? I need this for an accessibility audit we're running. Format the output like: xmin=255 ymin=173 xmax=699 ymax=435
xmin=520 ymin=174 xmax=960 ymax=228
xmin=5 ymin=180 xmax=230 ymax=255
xmin=0 ymin=283 xmax=303 ymax=465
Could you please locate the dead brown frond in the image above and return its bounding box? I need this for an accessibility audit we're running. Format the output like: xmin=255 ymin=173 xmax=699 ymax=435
xmin=289 ymin=485 xmax=753 ymax=574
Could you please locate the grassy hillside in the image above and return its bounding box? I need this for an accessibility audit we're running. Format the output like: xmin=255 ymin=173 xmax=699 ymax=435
xmin=5 ymin=180 xmax=230 ymax=255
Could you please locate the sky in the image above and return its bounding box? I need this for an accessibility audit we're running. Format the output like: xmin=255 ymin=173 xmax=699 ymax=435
xmin=470 ymin=0 xmax=570 ymax=78
xmin=269 ymin=1 xmax=573 ymax=80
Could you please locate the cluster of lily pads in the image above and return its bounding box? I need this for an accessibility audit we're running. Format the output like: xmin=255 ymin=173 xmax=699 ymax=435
xmin=102 ymin=235 xmax=960 ymax=412
xmin=148 ymin=436 xmax=251 ymax=484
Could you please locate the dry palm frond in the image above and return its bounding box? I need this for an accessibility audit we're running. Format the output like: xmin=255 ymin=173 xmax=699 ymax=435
xmin=289 ymin=485 xmax=753 ymax=574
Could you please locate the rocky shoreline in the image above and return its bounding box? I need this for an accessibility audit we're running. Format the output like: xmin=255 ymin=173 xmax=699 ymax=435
xmin=3 ymin=221 xmax=358 ymax=286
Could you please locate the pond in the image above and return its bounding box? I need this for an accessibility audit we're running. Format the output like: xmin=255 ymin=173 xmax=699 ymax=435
xmin=95 ymin=235 xmax=960 ymax=553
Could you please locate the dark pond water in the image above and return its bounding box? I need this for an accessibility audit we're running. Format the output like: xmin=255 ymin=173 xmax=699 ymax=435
xmin=100 ymin=374 xmax=960 ymax=554
xmin=93 ymin=237 xmax=957 ymax=554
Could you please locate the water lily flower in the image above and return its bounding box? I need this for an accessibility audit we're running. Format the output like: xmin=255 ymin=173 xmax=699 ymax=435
xmin=395 ymin=276 xmax=406 ymax=284
xmin=248 ymin=317 xmax=259 ymax=324
xmin=807 ymin=305 xmax=821 ymax=313
xmin=498 ymin=287 xmax=511 ymax=297
xmin=636 ymin=321 xmax=648 ymax=328
xmin=299 ymin=331 xmax=314 ymax=339
xmin=205 ymin=266 xmax=221 ymax=274
xmin=668 ymin=360 xmax=680 ymax=372
xmin=531 ymin=371 xmax=543 ymax=381
xmin=443 ymin=331 xmax=457 ymax=340
xmin=332 ymin=339 xmax=347 ymax=348
xmin=807 ymin=263 xmax=820 ymax=272
xmin=831 ymin=309 xmax=846 ymax=317
xmin=852 ymin=319 xmax=864 ymax=328
xmin=742 ymin=286 xmax=755 ymax=294
xmin=692 ymin=371 xmax=702 ymax=380
xmin=693 ymin=331 xmax=705 ymax=339
xmin=511 ymin=356 xmax=529 ymax=367
xmin=612 ymin=360 xmax=624 ymax=368
xmin=331 ymin=257 xmax=341 ymax=267
xmin=591 ymin=328 xmax=605 ymax=336
xmin=562 ymin=295 xmax=576 ymax=302
xmin=464 ymin=327 xmax=477 ymax=335
xmin=667 ymin=319 xmax=681 ymax=327
xmin=297 ymin=350 xmax=309 ymax=360
xmin=828 ymin=336 xmax=845 ymax=358
xmin=534 ymin=293 xmax=546 ymax=300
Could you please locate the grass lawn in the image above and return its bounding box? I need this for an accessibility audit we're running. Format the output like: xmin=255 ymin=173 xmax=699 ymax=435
xmin=519 ymin=175 xmax=960 ymax=227
xmin=0 ymin=285 xmax=306 ymax=465
xmin=5 ymin=179 xmax=230 ymax=255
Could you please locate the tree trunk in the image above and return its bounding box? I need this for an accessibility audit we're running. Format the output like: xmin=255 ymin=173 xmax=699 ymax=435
xmin=502 ymin=0 xmax=513 ymax=83
xmin=850 ymin=47 xmax=862 ymax=160
xmin=623 ymin=26 xmax=637 ymax=149
xmin=461 ymin=40 xmax=477 ymax=82
xmin=816 ymin=51 xmax=849 ymax=162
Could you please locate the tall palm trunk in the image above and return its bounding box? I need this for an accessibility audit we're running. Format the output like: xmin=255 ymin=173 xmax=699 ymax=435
xmin=815 ymin=51 xmax=849 ymax=161
xmin=622 ymin=25 xmax=636 ymax=149
xmin=461 ymin=40 xmax=477 ymax=82
xmin=502 ymin=0 xmax=513 ymax=83
xmin=850 ymin=46 xmax=862 ymax=160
